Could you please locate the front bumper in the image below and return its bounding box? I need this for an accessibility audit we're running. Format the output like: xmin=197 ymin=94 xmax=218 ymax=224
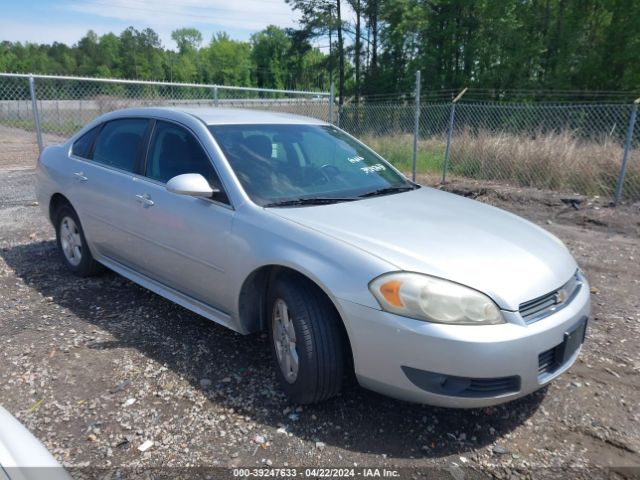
xmin=338 ymin=278 xmax=591 ymax=408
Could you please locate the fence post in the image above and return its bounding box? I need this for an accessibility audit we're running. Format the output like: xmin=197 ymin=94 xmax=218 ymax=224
xmin=442 ymin=87 xmax=468 ymax=183
xmin=213 ymin=85 xmax=219 ymax=107
xmin=28 ymin=74 xmax=44 ymax=153
xmin=412 ymin=70 xmax=421 ymax=182
xmin=442 ymin=104 xmax=456 ymax=183
xmin=328 ymin=82 xmax=334 ymax=124
xmin=613 ymin=98 xmax=639 ymax=205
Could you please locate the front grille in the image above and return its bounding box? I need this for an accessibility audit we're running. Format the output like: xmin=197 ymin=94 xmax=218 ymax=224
xmin=520 ymin=272 xmax=582 ymax=324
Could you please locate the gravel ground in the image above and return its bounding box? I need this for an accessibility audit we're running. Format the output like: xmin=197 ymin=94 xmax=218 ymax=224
xmin=0 ymin=170 xmax=639 ymax=479
xmin=0 ymin=169 xmax=37 ymax=207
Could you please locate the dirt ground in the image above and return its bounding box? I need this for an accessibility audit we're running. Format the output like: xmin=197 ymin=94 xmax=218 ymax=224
xmin=0 ymin=124 xmax=65 ymax=170
xmin=0 ymin=166 xmax=639 ymax=478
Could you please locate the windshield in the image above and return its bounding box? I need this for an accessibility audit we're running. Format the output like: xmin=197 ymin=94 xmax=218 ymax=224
xmin=208 ymin=124 xmax=415 ymax=206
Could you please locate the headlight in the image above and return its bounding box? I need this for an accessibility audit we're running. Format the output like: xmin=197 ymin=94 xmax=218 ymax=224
xmin=369 ymin=272 xmax=504 ymax=325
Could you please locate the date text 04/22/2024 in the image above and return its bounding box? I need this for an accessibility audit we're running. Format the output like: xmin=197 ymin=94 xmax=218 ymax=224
xmin=232 ymin=468 xmax=401 ymax=478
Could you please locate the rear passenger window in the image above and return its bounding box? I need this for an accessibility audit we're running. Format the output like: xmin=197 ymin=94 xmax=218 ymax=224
xmin=92 ymin=119 xmax=149 ymax=172
xmin=72 ymin=126 xmax=100 ymax=159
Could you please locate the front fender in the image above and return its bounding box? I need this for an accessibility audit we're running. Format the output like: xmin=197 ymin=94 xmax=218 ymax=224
xmin=228 ymin=206 xmax=396 ymax=330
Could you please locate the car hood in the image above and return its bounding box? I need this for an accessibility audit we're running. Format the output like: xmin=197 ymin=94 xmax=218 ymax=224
xmin=269 ymin=187 xmax=577 ymax=310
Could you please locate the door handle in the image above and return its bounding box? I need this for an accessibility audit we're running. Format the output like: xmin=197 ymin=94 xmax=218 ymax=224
xmin=73 ymin=171 xmax=88 ymax=182
xmin=135 ymin=193 xmax=155 ymax=207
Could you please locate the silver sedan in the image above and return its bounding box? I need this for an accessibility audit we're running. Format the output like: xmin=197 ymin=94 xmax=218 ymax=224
xmin=36 ymin=107 xmax=590 ymax=408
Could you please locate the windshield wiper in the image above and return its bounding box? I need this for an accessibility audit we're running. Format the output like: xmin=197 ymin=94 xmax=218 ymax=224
xmin=263 ymin=197 xmax=358 ymax=208
xmin=359 ymin=185 xmax=419 ymax=198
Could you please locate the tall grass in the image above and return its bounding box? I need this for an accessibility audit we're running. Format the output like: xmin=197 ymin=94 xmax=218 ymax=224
xmin=449 ymin=129 xmax=639 ymax=198
xmin=361 ymin=129 xmax=639 ymax=200
xmin=361 ymin=134 xmax=446 ymax=175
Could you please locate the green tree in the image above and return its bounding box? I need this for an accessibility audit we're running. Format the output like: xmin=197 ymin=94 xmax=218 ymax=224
xmin=76 ymin=30 xmax=100 ymax=76
xmin=286 ymin=0 xmax=346 ymax=103
xmin=172 ymin=28 xmax=203 ymax=54
xmin=204 ymin=33 xmax=253 ymax=86
xmin=286 ymin=28 xmax=330 ymax=90
xmin=96 ymin=33 xmax=121 ymax=77
xmin=251 ymin=26 xmax=291 ymax=89
xmin=346 ymin=0 xmax=363 ymax=101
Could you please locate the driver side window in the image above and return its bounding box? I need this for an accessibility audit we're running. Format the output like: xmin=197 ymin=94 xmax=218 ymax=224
xmin=145 ymin=121 xmax=228 ymax=203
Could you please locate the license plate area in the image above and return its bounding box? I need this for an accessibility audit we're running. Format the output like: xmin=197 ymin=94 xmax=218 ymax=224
xmin=557 ymin=317 xmax=588 ymax=364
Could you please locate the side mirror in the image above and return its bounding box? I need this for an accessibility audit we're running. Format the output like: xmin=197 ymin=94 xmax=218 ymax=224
xmin=166 ymin=173 xmax=220 ymax=198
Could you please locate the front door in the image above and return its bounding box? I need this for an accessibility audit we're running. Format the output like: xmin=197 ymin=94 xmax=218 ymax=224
xmin=128 ymin=120 xmax=235 ymax=313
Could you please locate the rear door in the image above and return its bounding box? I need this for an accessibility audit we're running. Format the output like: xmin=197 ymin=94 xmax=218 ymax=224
xmin=66 ymin=118 xmax=151 ymax=266
xmin=128 ymin=120 xmax=235 ymax=312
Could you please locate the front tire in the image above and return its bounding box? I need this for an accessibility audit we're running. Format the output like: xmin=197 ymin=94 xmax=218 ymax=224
xmin=267 ymin=274 xmax=345 ymax=404
xmin=54 ymin=204 xmax=103 ymax=277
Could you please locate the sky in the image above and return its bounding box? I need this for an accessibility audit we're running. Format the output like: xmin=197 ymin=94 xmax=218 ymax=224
xmin=0 ymin=0 xmax=306 ymax=50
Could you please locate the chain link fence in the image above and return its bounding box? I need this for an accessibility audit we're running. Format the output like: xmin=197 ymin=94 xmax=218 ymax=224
xmin=1 ymin=72 xmax=639 ymax=206
xmin=443 ymin=102 xmax=639 ymax=202
xmin=0 ymin=73 xmax=330 ymax=206
xmin=339 ymin=103 xmax=452 ymax=183
xmin=339 ymin=100 xmax=640 ymax=203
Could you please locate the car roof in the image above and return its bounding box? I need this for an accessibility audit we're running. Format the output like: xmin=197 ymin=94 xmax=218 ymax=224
xmin=111 ymin=106 xmax=329 ymax=126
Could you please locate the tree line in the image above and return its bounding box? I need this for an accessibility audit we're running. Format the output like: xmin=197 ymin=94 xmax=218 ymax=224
xmin=0 ymin=26 xmax=330 ymax=93
xmin=288 ymin=0 xmax=640 ymax=103
xmin=1 ymin=0 xmax=639 ymax=102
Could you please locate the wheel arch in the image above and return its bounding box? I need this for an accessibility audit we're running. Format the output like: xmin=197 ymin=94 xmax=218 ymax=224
xmin=238 ymin=264 xmax=354 ymax=362
xmin=48 ymin=192 xmax=73 ymax=223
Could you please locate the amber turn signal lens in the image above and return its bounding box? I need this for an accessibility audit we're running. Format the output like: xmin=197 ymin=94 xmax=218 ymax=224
xmin=379 ymin=280 xmax=404 ymax=307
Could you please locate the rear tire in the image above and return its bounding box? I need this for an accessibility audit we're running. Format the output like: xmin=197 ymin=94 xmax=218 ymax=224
xmin=267 ymin=274 xmax=345 ymax=404
xmin=54 ymin=204 xmax=103 ymax=277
